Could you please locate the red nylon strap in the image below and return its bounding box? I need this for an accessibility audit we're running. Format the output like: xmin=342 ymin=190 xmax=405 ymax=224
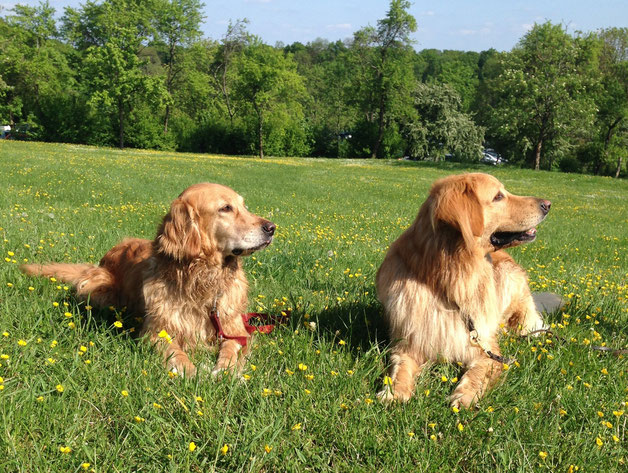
xmin=210 ymin=311 xmax=289 ymax=347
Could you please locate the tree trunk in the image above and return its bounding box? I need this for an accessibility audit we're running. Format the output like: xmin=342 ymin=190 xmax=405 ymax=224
xmin=370 ymin=94 xmax=386 ymax=159
xmin=534 ymin=138 xmax=542 ymax=171
xmin=258 ymin=110 xmax=264 ymax=159
xmin=118 ymin=99 xmax=124 ymax=149
xmin=163 ymin=104 xmax=170 ymax=134
xmin=615 ymin=155 xmax=623 ymax=178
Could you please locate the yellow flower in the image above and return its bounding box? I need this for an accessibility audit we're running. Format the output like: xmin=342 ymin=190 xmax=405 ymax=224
xmin=613 ymin=410 xmax=624 ymax=417
xmin=56 ymin=384 xmax=64 ymax=393
xmin=81 ymin=463 xmax=91 ymax=470
xmin=601 ymin=368 xmax=608 ymax=375
xmin=50 ymin=340 xmax=58 ymax=348
xmin=305 ymin=374 xmax=314 ymax=380
xmin=559 ymin=409 xmax=567 ymax=416
xmin=189 ymin=442 xmax=197 ymax=452
xmin=457 ymin=423 xmax=464 ymax=432
xmin=291 ymin=423 xmax=302 ymax=431
xmin=68 ymin=321 xmax=76 ymax=329
xmin=452 ymin=406 xmax=460 ymax=413
xmin=595 ymin=437 xmax=603 ymax=447
xmin=538 ymin=451 xmax=548 ymax=460
xmin=424 ymin=389 xmax=430 ymax=396
xmin=79 ymin=346 xmax=87 ymax=353
xmin=17 ymin=339 xmax=27 ymax=346
xmin=430 ymin=434 xmax=437 ymax=441
xmin=220 ymin=444 xmax=228 ymax=455
xmin=64 ymin=312 xmax=72 ymax=318
xmin=121 ymin=390 xmax=129 ymax=397
xmin=113 ymin=321 xmax=123 ymax=328
xmin=153 ymin=403 xmax=163 ymax=409
xmin=264 ymin=445 xmax=273 ymax=453
xmin=250 ymin=364 xmax=256 ymax=371
xmin=36 ymin=396 xmax=44 ymax=402
xmin=441 ymin=375 xmax=448 ymax=382
xmin=298 ymin=363 xmax=307 ymax=371
xmin=612 ymin=435 xmax=620 ymax=442
xmin=52 ymin=302 xmax=59 ymax=307
xmin=338 ymin=339 xmax=346 ymax=345
xmin=134 ymin=416 xmax=145 ymax=423
xmin=502 ymin=363 xmax=510 ymax=371
xmin=383 ymin=376 xmax=392 ymax=385
xmin=597 ymin=411 xmax=604 ymax=417
xmin=158 ymin=330 xmax=172 ymax=344
xmin=59 ymin=446 xmax=72 ymax=454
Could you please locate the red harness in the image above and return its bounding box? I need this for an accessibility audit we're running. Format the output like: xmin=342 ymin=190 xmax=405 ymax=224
xmin=210 ymin=311 xmax=286 ymax=347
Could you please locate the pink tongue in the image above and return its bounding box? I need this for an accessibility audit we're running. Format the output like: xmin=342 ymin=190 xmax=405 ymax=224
xmin=525 ymin=228 xmax=537 ymax=236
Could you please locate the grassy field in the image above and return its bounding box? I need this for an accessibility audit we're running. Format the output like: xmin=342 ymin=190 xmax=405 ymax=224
xmin=0 ymin=140 xmax=626 ymax=472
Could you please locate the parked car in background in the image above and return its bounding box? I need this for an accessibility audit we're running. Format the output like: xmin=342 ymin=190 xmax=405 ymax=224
xmin=481 ymin=148 xmax=507 ymax=165
xmin=1 ymin=125 xmax=10 ymax=139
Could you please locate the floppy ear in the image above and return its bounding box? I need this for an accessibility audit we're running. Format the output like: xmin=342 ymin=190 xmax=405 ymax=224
xmin=430 ymin=181 xmax=484 ymax=249
xmin=156 ymin=198 xmax=201 ymax=261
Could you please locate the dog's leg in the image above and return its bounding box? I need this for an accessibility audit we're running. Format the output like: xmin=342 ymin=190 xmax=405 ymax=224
xmin=153 ymin=336 xmax=197 ymax=377
xmin=450 ymin=342 xmax=502 ymax=409
xmin=507 ymin=292 xmax=547 ymax=336
xmin=377 ymin=350 xmax=425 ymax=403
xmin=212 ymin=339 xmax=248 ymax=376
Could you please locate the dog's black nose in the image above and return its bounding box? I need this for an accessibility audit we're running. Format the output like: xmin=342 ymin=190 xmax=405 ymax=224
xmin=540 ymin=200 xmax=551 ymax=215
xmin=262 ymin=221 xmax=276 ymax=236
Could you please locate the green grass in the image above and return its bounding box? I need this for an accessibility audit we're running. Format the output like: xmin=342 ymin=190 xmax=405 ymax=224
xmin=0 ymin=140 xmax=626 ymax=472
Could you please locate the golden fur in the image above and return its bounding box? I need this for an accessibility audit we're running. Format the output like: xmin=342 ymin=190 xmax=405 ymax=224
xmin=22 ymin=183 xmax=275 ymax=376
xmin=376 ymin=173 xmax=551 ymax=407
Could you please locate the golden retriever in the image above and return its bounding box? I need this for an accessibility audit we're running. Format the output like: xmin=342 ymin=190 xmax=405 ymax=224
xmin=376 ymin=173 xmax=550 ymax=407
xmin=22 ymin=183 xmax=275 ymax=376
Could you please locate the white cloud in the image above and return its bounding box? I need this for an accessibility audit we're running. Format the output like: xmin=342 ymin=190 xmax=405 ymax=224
xmin=422 ymin=10 xmax=435 ymax=16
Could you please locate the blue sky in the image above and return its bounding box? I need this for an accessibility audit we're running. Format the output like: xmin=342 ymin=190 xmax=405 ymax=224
xmin=2 ymin=0 xmax=626 ymax=51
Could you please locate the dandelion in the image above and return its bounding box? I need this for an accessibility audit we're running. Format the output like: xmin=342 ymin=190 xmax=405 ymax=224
xmin=430 ymin=434 xmax=437 ymax=441
xmin=291 ymin=423 xmax=302 ymax=431
xmin=613 ymin=410 xmax=624 ymax=417
xmin=121 ymin=390 xmax=129 ymax=397
xmin=383 ymin=376 xmax=392 ymax=385
xmin=452 ymin=406 xmax=460 ymax=413
xmin=189 ymin=442 xmax=196 ymax=452
xmin=250 ymin=364 xmax=256 ymax=371
xmin=612 ymin=435 xmax=620 ymax=442
xmin=17 ymin=339 xmax=27 ymax=346
xmin=220 ymin=444 xmax=228 ymax=455
xmin=81 ymin=463 xmax=91 ymax=470
xmin=64 ymin=312 xmax=72 ymax=318
xmin=597 ymin=411 xmax=604 ymax=417
xmin=285 ymin=369 xmax=294 ymax=375
xmin=50 ymin=340 xmax=58 ymax=348
xmin=601 ymin=368 xmax=608 ymax=375
xmin=158 ymin=330 xmax=172 ymax=344
xmin=305 ymin=374 xmax=314 ymax=380
xmin=36 ymin=396 xmax=44 ymax=402
xmin=298 ymin=363 xmax=307 ymax=371
xmin=56 ymin=384 xmax=64 ymax=393
xmin=113 ymin=321 xmax=123 ymax=328
xmin=265 ymin=445 xmax=273 ymax=453
xmin=364 ymin=398 xmax=373 ymax=404
xmin=134 ymin=416 xmax=145 ymax=423
xmin=457 ymin=423 xmax=464 ymax=432
xmin=59 ymin=446 xmax=72 ymax=454
xmin=503 ymin=363 xmax=510 ymax=371
xmin=559 ymin=409 xmax=567 ymax=416
xmin=407 ymin=431 xmax=415 ymax=438
xmin=441 ymin=375 xmax=448 ymax=382
xmin=424 ymin=389 xmax=430 ymax=396
xmin=153 ymin=403 xmax=163 ymax=409
xmin=538 ymin=451 xmax=548 ymax=460
xmin=338 ymin=340 xmax=346 ymax=346
xmin=595 ymin=437 xmax=603 ymax=447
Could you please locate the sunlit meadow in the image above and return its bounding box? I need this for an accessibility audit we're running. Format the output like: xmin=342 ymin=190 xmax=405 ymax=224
xmin=0 ymin=141 xmax=626 ymax=472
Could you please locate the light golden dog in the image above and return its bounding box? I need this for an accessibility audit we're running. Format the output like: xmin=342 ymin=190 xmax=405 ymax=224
xmin=376 ymin=173 xmax=551 ymax=407
xmin=22 ymin=183 xmax=275 ymax=376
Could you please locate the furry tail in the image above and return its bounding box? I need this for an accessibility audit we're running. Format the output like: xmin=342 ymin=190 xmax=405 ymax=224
xmin=21 ymin=263 xmax=118 ymax=306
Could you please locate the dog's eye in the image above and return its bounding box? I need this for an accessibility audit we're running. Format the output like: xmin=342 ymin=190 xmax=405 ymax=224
xmin=219 ymin=205 xmax=233 ymax=213
xmin=493 ymin=192 xmax=504 ymax=202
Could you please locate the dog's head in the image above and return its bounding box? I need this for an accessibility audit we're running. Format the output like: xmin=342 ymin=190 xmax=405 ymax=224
xmin=156 ymin=183 xmax=275 ymax=262
xmin=428 ymin=173 xmax=550 ymax=251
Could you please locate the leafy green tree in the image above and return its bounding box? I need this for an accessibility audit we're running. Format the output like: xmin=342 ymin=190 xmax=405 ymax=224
xmin=152 ymin=0 xmax=204 ymax=134
xmin=6 ymin=0 xmax=57 ymax=49
xmin=350 ymin=0 xmax=417 ymax=158
xmin=485 ymin=22 xmax=597 ymax=170
xmin=595 ymin=28 xmax=628 ymax=177
xmin=234 ymin=40 xmax=307 ymax=158
xmin=403 ymin=82 xmax=484 ymax=160
xmin=67 ymin=0 xmax=168 ymax=148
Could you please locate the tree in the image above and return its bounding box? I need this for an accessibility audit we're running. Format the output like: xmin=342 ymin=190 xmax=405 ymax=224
xmin=595 ymin=28 xmax=628 ymax=177
xmin=403 ymin=82 xmax=484 ymax=160
xmin=211 ymin=19 xmax=250 ymax=125
xmin=485 ymin=22 xmax=597 ymax=170
xmin=6 ymin=0 xmax=57 ymax=49
xmin=350 ymin=0 xmax=417 ymax=158
xmin=68 ymin=0 xmax=168 ymax=148
xmin=234 ymin=41 xmax=307 ymax=158
xmin=153 ymin=0 xmax=204 ymax=134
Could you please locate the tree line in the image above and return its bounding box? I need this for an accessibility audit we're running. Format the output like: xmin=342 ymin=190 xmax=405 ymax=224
xmin=0 ymin=0 xmax=626 ymax=176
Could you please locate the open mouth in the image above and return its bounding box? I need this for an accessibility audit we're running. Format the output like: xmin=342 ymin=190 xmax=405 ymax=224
xmin=490 ymin=228 xmax=537 ymax=248
xmin=232 ymin=237 xmax=273 ymax=256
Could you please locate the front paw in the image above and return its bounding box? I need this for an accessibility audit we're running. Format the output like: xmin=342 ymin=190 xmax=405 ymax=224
xmin=520 ymin=314 xmax=549 ymax=336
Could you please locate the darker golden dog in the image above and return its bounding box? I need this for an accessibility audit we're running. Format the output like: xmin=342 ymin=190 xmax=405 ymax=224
xmin=22 ymin=183 xmax=275 ymax=376
xmin=376 ymin=173 xmax=550 ymax=407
